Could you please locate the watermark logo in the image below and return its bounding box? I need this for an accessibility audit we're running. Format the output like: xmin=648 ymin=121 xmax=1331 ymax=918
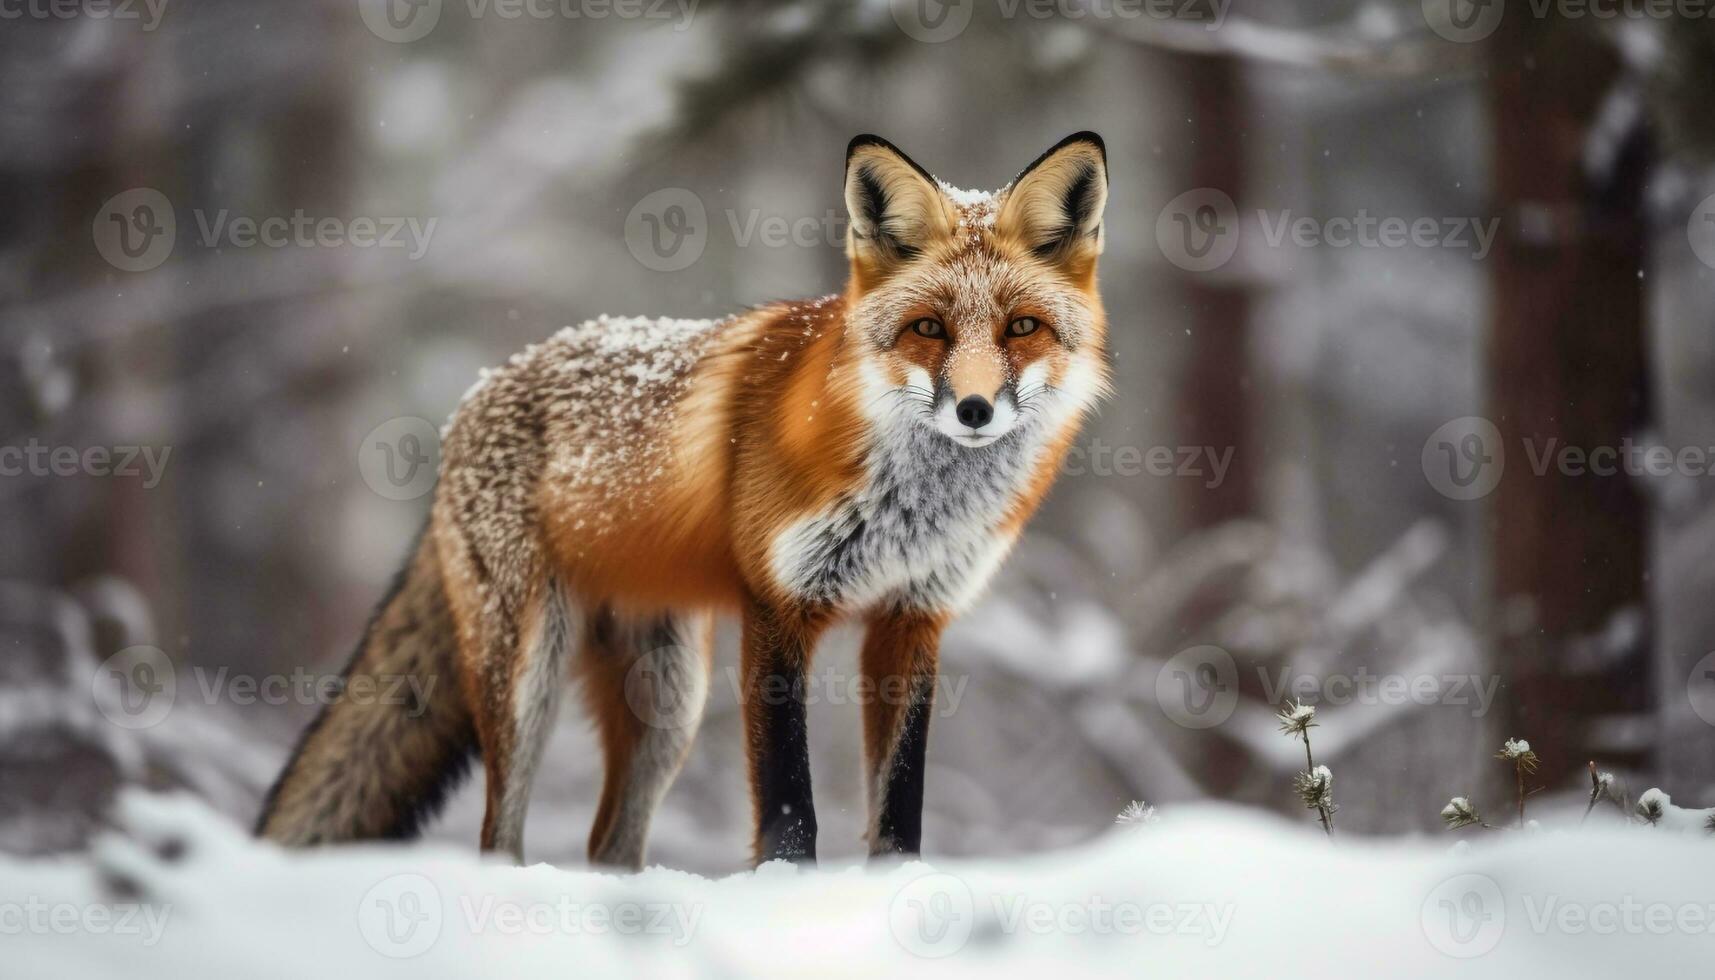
xmin=1423 ymin=0 xmax=1505 ymax=43
xmin=359 ymin=874 xmax=443 ymax=958
xmin=1422 ymin=416 xmax=1505 ymax=501
xmin=625 ymin=188 xmax=707 ymax=272
xmin=623 ymin=645 xmax=709 ymax=732
xmin=890 ymin=0 xmax=974 ymax=42
xmin=889 ymin=871 xmax=975 ymax=958
xmin=1688 ymin=651 xmax=1715 ymax=728
xmin=1155 ymin=645 xmax=1238 ymax=729
xmin=359 ymin=416 xmax=441 ymax=501
xmin=357 ymin=0 xmax=443 ymax=42
xmin=1156 ymin=188 xmax=1239 ymax=273
xmin=93 ymin=188 xmax=175 ymax=272
xmin=1688 ymin=192 xmax=1715 ymax=271
xmin=1422 ymin=873 xmax=1505 ymax=958
xmin=93 ymin=645 xmax=177 ymax=730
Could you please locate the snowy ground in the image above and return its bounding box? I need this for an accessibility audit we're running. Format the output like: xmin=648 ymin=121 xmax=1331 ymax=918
xmin=6 ymin=792 xmax=1714 ymax=977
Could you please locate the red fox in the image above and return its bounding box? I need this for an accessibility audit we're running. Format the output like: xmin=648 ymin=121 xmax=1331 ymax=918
xmin=257 ymin=132 xmax=1111 ymax=869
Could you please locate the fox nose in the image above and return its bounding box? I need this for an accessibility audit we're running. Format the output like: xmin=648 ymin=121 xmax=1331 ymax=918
xmin=955 ymin=395 xmax=994 ymax=429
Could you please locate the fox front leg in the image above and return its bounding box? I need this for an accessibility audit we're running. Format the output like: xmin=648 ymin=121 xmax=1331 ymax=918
xmin=739 ymin=599 xmax=826 ymax=865
xmin=859 ymin=611 xmax=942 ymax=857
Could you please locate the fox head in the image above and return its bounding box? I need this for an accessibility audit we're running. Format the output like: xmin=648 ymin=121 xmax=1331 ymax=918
xmin=841 ymin=132 xmax=1110 ymax=450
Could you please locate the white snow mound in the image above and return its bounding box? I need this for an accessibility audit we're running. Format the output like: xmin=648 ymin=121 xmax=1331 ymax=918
xmin=5 ymin=791 xmax=1715 ymax=978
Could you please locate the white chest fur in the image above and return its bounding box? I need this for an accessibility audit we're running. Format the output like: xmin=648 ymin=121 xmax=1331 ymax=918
xmin=767 ymin=421 xmax=1044 ymax=615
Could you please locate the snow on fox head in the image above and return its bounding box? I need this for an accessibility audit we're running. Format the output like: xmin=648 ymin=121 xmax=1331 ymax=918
xmin=842 ymin=133 xmax=1111 ymax=449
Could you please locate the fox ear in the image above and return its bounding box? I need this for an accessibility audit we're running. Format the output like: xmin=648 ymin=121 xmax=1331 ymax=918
xmin=996 ymin=132 xmax=1108 ymax=270
xmin=844 ymin=135 xmax=957 ymax=275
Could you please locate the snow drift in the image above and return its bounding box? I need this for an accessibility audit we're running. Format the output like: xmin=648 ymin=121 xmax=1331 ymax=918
xmin=5 ymin=791 xmax=1714 ymax=977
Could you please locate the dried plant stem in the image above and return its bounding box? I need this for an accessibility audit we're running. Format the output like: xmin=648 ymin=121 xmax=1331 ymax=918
xmin=1516 ymin=762 xmax=1526 ymax=828
xmin=1580 ymin=761 xmax=1605 ymax=827
xmin=1304 ymin=733 xmax=1334 ymax=838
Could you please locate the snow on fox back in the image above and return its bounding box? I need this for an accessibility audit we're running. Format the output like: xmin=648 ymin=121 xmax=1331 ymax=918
xmin=443 ymin=314 xmax=730 ymax=533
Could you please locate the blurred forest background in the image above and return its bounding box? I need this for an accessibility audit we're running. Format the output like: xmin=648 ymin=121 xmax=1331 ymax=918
xmin=5 ymin=0 xmax=1715 ymax=874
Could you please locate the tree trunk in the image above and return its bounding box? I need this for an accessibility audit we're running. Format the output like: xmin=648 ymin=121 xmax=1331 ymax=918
xmin=1173 ymin=52 xmax=1254 ymax=531
xmin=1487 ymin=22 xmax=1654 ymax=787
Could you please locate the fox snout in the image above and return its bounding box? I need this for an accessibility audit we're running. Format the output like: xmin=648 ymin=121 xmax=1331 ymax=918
xmin=935 ymin=382 xmax=1018 ymax=448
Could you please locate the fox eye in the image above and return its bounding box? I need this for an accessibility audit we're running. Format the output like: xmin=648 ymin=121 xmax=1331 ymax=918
xmin=910 ymin=318 xmax=947 ymax=339
xmin=1007 ymin=316 xmax=1041 ymax=337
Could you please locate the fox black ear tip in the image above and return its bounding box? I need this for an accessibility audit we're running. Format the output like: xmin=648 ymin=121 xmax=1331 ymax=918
xmin=846 ymin=134 xmax=892 ymax=161
xmin=1062 ymin=131 xmax=1106 ymax=157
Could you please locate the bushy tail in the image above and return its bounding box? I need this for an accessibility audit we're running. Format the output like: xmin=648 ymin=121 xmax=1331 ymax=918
xmin=256 ymin=530 xmax=476 ymax=844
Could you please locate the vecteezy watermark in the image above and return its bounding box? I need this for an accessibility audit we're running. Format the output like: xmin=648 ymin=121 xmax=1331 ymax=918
xmin=1155 ymin=645 xmax=1500 ymax=729
xmin=459 ymin=894 xmax=701 ymax=945
xmin=0 ymin=898 xmax=172 ymax=947
xmin=191 ymin=209 xmax=436 ymax=260
xmin=1422 ymin=417 xmax=1715 ymax=501
xmin=621 ymin=651 xmax=970 ymax=731
xmin=356 ymin=0 xmax=698 ymax=43
xmin=93 ymin=188 xmax=437 ymax=272
xmin=1422 ymin=871 xmax=1715 ymax=958
xmin=0 ymin=440 xmax=171 ymax=488
xmin=1424 ymin=0 xmax=1715 ymax=45
xmin=887 ymin=871 xmax=1233 ymax=958
xmin=1422 ymin=873 xmax=1505 ymax=958
xmin=1259 ymin=666 xmax=1499 ymax=717
xmin=359 ymin=416 xmax=441 ymax=501
xmin=358 ymin=873 xmax=702 ymax=958
xmin=92 ymin=646 xmax=438 ymax=730
xmin=1519 ymin=895 xmax=1715 ymax=936
xmin=1156 ymin=189 xmax=1500 ymax=273
xmin=889 ymin=0 xmax=1228 ymax=43
xmin=0 ymin=0 xmax=168 ymax=30
xmin=989 ymin=894 xmax=1232 ymax=946
xmin=1060 ymin=440 xmax=1234 ymax=487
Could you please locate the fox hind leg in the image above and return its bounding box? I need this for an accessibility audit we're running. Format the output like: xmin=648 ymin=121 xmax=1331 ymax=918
xmin=578 ymin=609 xmax=711 ymax=871
xmin=465 ymin=583 xmax=577 ymax=863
